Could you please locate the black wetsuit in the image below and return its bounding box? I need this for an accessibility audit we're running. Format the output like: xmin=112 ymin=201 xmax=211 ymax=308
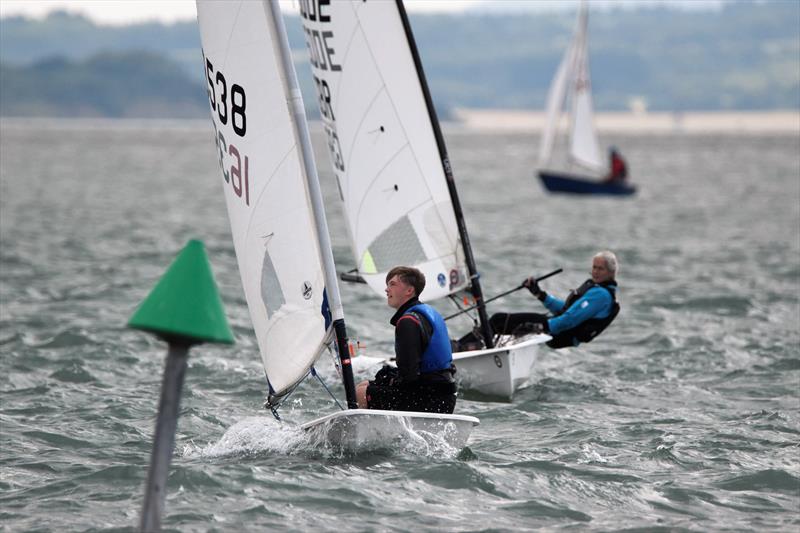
xmin=366 ymin=298 xmax=457 ymax=413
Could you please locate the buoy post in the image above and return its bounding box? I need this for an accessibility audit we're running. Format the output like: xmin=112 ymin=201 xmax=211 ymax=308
xmin=127 ymin=240 xmax=233 ymax=532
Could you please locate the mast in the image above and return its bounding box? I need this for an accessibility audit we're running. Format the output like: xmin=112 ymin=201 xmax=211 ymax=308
xmin=567 ymin=1 xmax=603 ymax=172
xmin=395 ymin=0 xmax=494 ymax=349
xmin=265 ymin=0 xmax=358 ymax=408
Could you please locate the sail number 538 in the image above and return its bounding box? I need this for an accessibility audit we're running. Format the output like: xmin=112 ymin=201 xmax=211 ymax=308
xmin=204 ymin=56 xmax=247 ymax=137
xmin=203 ymin=51 xmax=250 ymax=205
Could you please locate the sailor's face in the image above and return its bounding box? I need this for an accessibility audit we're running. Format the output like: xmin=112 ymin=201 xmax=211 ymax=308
xmin=591 ymin=257 xmax=612 ymax=283
xmin=385 ymin=275 xmax=414 ymax=309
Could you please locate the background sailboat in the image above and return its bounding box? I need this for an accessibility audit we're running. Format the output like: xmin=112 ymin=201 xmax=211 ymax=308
xmin=537 ymin=3 xmax=636 ymax=196
xmin=300 ymin=0 xmax=549 ymax=399
xmin=195 ymin=0 xmax=478 ymax=449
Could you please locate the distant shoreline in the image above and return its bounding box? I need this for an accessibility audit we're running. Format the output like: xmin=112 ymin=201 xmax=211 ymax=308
xmin=451 ymin=108 xmax=800 ymax=134
xmin=2 ymin=111 xmax=799 ymax=136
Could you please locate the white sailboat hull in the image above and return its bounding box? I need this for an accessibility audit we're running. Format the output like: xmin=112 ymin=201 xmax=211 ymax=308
xmin=302 ymin=409 xmax=479 ymax=451
xmin=351 ymin=335 xmax=549 ymax=401
xmin=453 ymin=335 xmax=549 ymax=400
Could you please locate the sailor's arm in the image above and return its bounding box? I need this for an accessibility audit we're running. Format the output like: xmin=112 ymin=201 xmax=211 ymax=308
xmin=542 ymin=293 xmax=566 ymax=314
xmin=547 ymin=288 xmax=612 ymax=335
xmin=394 ymin=315 xmax=424 ymax=383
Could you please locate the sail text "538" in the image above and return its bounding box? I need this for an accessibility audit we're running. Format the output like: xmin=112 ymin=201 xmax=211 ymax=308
xmin=203 ymin=51 xmax=250 ymax=206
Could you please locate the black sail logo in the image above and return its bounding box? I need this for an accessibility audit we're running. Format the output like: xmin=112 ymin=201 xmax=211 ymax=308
xmin=302 ymin=281 xmax=313 ymax=300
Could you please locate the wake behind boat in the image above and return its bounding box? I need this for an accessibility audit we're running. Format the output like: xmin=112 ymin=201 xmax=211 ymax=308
xmin=537 ymin=2 xmax=636 ymax=197
xmin=196 ymin=0 xmax=477 ymax=451
xmin=300 ymin=0 xmax=549 ymax=400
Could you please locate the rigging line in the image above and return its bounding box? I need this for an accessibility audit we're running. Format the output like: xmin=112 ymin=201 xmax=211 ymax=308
xmin=311 ymin=366 xmax=345 ymax=411
xmin=262 ymin=370 xmax=307 ymax=419
xmin=447 ymin=294 xmax=477 ymax=322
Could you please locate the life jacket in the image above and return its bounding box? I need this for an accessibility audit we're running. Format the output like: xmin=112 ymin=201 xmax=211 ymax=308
xmin=547 ymin=279 xmax=620 ymax=349
xmin=403 ymin=303 xmax=453 ymax=373
xmin=611 ymin=155 xmax=627 ymax=179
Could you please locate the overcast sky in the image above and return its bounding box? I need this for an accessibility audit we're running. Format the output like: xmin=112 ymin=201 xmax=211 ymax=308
xmin=0 ymin=0 xmax=726 ymax=25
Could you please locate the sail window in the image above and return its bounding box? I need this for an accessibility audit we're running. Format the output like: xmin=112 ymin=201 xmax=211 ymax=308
xmin=260 ymin=249 xmax=286 ymax=317
xmin=366 ymin=215 xmax=427 ymax=273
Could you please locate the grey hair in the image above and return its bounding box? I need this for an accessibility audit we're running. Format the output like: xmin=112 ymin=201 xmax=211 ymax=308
xmin=594 ymin=251 xmax=618 ymax=276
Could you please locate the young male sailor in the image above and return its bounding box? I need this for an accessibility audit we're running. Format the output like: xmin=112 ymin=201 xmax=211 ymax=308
xmin=355 ymin=266 xmax=458 ymax=413
xmin=489 ymin=251 xmax=620 ymax=349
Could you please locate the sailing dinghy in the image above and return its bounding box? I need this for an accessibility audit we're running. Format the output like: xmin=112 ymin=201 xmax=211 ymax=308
xmin=299 ymin=0 xmax=549 ymax=400
xmin=195 ymin=0 xmax=478 ymax=450
xmin=537 ymin=3 xmax=636 ymax=196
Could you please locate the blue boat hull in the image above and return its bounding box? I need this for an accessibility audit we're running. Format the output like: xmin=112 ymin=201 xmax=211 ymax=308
xmin=538 ymin=171 xmax=637 ymax=196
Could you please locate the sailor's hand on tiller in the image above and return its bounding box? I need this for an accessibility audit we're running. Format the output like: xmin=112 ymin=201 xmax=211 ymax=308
xmin=522 ymin=276 xmax=541 ymax=296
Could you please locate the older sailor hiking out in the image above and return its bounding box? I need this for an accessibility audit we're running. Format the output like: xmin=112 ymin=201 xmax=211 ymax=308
xmin=489 ymin=251 xmax=620 ymax=349
xmin=356 ymin=266 xmax=458 ymax=413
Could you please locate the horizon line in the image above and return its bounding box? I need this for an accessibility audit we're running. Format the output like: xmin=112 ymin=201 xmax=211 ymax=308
xmin=0 ymin=0 xmax=727 ymax=27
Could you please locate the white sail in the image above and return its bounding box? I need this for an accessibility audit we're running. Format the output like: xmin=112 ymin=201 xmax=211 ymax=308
xmin=196 ymin=1 xmax=330 ymax=397
xmin=299 ymin=0 xmax=468 ymax=302
xmin=568 ymin=5 xmax=604 ymax=170
xmin=538 ymin=2 xmax=604 ymax=172
xmin=538 ymin=39 xmax=573 ymax=166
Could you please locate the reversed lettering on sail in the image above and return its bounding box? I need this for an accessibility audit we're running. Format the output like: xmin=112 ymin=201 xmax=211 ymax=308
xmin=299 ymin=0 xmax=468 ymax=302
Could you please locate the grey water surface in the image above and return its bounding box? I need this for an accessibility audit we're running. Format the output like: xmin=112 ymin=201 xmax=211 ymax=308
xmin=1 ymin=119 xmax=798 ymax=532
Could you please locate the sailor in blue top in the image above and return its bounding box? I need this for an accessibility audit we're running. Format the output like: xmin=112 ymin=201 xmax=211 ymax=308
xmin=355 ymin=266 xmax=457 ymax=413
xmin=489 ymin=251 xmax=620 ymax=349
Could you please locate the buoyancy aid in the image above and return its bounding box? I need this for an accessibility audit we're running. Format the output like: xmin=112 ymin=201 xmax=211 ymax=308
xmin=548 ymin=279 xmax=620 ymax=349
xmin=404 ymin=303 xmax=453 ymax=373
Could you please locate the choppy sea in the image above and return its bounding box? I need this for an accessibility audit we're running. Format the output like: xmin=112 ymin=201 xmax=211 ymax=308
xmin=1 ymin=118 xmax=798 ymax=532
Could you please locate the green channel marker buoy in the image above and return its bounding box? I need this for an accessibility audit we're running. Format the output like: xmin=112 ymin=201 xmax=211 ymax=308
xmin=129 ymin=239 xmax=233 ymax=532
xmin=128 ymin=239 xmax=234 ymax=345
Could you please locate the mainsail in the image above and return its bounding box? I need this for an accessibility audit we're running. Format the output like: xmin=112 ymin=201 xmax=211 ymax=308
xmin=196 ymin=1 xmax=331 ymax=398
xmin=538 ymin=39 xmax=573 ymax=167
xmin=538 ymin=2 xmax=604 ymax=172
xmin=299 ymin=0 xmax=469 ymax=302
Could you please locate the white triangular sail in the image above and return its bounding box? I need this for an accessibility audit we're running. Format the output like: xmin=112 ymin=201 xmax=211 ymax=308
xmin=568 ymin=5 xmax=603 ymax=170
xmin=299 ymin=0 xmax=468 ymax=302
xmin=538 ymin=39 xmax=573 ymax=166
xmin=197 ymin=1 xmax=330 ymax=397
xmin=538 ymin=2 xmax=604 ymax=172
